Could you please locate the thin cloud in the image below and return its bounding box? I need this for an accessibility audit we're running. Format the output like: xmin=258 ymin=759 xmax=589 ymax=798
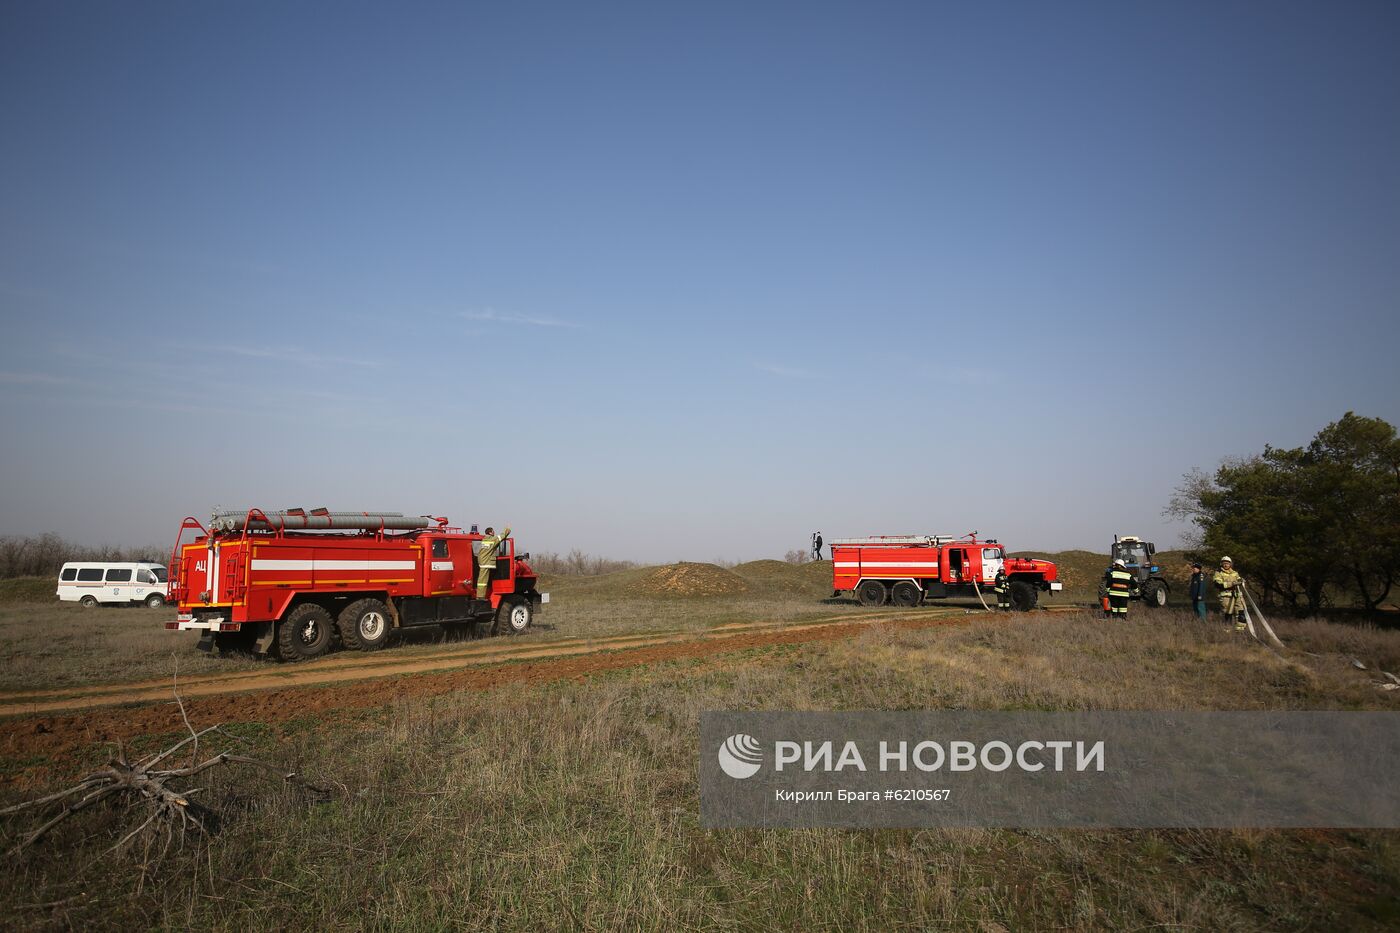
xmin=754 ymin=362 xmax=817 ymax=379
xmin=0 ymin=371 xmax=69 ymax=385
xmin=194 ymin=344 xmax=380 ymax=368
xmin=458 ymin=308 xmax=580 ymax=328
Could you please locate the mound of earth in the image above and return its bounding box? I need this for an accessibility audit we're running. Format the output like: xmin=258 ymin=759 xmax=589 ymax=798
xmin=624 ymin=562 xmax=750 ymax=598
xmin=731 ymin=559 xmax=830 ymax=595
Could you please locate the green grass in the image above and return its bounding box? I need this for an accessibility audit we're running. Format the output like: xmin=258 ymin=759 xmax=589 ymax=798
xmin=0 ymin=577 xmax=59 ymax=604
xmin=3 ymin=611 xmax=1399 ymax=930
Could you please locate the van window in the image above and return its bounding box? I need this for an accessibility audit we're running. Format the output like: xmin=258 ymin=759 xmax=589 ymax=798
xmin=76 ymin=568 xmax=103 ymax=582
xmin=60 ymin=568 xmax=77 ymax=581
xmin=137 ymin=569 xmax=158 ymax=585
xmin=152 ymin=567 xmax=167 ymax=583
xmin=106 ymin=568 xmax=132 ymax=583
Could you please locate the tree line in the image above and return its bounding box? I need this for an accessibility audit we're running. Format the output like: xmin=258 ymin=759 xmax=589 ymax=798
xmin=0 ymin=533 xmax=167 ymax=580
xmin=1169 ymin=412 xmax=1400 ymax=615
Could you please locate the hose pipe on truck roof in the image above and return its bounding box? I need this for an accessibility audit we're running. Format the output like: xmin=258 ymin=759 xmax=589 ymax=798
xmin=208 ymin=511 xmax=441 ymax=533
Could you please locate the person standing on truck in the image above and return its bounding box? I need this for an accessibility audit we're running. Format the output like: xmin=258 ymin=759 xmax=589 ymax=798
xmin=1188 ymin=562 xmax=1209 ymax=620
xmin=994 ymin=567 xmax=1011 ymax=611
xmin=1213 ymin=556 xmax=1246 ymax=631
xmin=476 ymin=525 xmax=511 ymax=600
xmin=1103 ymin=559 xmax=1135 ymax=619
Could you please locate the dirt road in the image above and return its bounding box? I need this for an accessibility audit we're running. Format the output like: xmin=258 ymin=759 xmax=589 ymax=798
xmin=1 ymin=606 xmax=1028 ymax=776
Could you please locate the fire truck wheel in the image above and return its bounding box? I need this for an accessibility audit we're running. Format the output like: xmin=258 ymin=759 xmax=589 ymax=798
xmin=144 ymin=592 xmax=166 ymax=608
xmin=891 ymin=582 xmax=922 ymax=607
xmin=1009 ymin=581 xmax=1038 ymax=612
xmin=79 ymin=595 xmax=99 ymax=608
xmin=338 ymin=598 xmax=391 ymax=651
xmin=856 ymin=580 xmax=888 ymax=607
xmin=493 ymin=598 xmax=533 ymax=636
xmin=278 ymin=603 xmax=334 ymax=661
xmin=1142 ymin=580 xmax=1168 ymax=609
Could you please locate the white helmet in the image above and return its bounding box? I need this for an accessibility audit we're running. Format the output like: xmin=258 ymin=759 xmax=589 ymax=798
xmin=1112 ymin=559 xmax=1126 ymax=568
xmin=1221 ymin=556 xmax=1233 ymax=564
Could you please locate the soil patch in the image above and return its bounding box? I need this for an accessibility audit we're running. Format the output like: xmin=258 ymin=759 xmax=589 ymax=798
xmin=623 ymin=562 xmax=749 ymax=598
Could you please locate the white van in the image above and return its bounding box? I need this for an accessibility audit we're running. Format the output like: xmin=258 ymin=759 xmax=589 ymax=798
xmin=57 ymin=562 xmax=168 ymax=608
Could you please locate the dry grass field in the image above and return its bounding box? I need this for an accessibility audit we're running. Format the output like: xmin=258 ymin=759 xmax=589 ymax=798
xmin=1 ymin=558 xmax=1399 ymax=930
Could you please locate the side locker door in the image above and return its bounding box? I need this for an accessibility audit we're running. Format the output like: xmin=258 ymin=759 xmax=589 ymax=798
xmin=448 ymin=537 xmax=476 ymax=597
xmin=427 ymin=538 xmax=456 ymax=596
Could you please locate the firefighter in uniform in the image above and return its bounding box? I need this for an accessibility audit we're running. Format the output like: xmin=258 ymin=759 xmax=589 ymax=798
xmin=1103 ymin=559 xmax=1135 ymax=619
xmin=1213 ymin=556 xmax=1246 ymax=631
xmin=994 ymin=567 xmax=1012 ymax=611
xmin=475 ymin=525 xmax=511 ymax=602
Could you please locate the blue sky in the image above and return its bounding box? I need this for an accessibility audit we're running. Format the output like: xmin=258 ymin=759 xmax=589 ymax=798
xmin=2 ymin=1 xmax=1398 ymax=561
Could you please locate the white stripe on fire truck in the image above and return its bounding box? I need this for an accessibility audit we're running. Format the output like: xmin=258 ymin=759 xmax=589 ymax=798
xmin=833 ymin=561 xmax=940 ymax=568
xmin=249 ymin=559 xmax=418 ymax=571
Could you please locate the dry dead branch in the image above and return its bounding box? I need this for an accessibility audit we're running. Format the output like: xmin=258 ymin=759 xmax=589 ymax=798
xmin=2 ymin=722 xmax=331 ymax=857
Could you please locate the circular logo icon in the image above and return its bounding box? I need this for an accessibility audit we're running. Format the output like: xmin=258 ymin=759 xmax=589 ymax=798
xmin=718 ymin=733 xmax=763 ymax=779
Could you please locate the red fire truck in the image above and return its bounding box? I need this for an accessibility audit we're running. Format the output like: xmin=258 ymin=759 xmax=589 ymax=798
xmin=164 ymin=509 xmax=547 ymax=660
xmin=830 ymin=534 xmax=1060 ymax=611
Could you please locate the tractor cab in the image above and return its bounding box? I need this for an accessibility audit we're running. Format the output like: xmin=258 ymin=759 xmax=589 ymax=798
xmin=1110 ymin=535 xmax=1169 ymax=608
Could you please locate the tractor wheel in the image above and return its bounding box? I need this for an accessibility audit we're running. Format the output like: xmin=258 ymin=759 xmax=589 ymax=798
xmin=856 ymin=580 xmax=888 ymax=607
xmin=277 ymin=603 xmax=334 ymax=661
xmin=493 ymin=598 xmax=533 ymax=636
xmin=891 ymin=581 xmax=922 ymax=607
xmin=1009 ymin=581 xmax=1038 ymax=612
xmin=79 ymin=595 xmax=99 ymax=608
xmin=337 ymin=598 xmax=391 ymax=651
xmin=1141 ymin=580 xmax=1168 ymax=609
xmin=144 ymin=592 xmax=166 ymax=608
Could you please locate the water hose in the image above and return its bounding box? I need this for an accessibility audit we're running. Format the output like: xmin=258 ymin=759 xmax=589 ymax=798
xmin=1241 ymin=581 xmax=1287 ymax=650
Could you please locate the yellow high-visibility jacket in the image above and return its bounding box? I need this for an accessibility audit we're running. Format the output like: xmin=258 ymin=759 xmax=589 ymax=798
xmin=1213 ymin=568 xmax=1244 ymax=613
xmin=477 ymin=527 xmax=512 ymax=569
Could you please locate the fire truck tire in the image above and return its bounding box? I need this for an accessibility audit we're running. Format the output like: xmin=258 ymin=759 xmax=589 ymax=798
xmin=891 ymin=581 xmax=922 ymax=607
xmin=1142 ymin=580 xmax=1168 ymax=609
xmin=337 ymin=598 xmax=391 ymax=651
xmin=144 ymin=592 xmax=166 ymax=608
xmin=1009 ymin=581 xmax=1038 ymax=612
xmin=856 ymin=580 xmax=888 ymax=607
xmin=277 ymin=603 xmax=334 ymax=661
xmin=493 ymin=598 xmax=533 ymax=636
xmin=79 ymin=595 xmax=99 ymax=608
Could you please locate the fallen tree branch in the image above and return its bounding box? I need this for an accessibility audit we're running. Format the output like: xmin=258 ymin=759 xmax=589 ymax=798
xmin=2 ymin=721 xmax=331 ymax=856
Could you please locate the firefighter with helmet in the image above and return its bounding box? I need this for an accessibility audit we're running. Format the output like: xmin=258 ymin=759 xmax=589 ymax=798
xmin=1103 ymin=558 xmax=1136 ymax=619
xmin=475 ymin=525 xmax=511 ymax=603
xmin=1213 ymin=556 xmax=1246 ymax=631
xmin=993 ymin=566 xmax=1012 ymax=611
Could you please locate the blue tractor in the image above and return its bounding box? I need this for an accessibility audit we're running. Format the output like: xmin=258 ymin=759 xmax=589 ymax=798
xmin=1111 ymin=535 xmax=1169 ymax=609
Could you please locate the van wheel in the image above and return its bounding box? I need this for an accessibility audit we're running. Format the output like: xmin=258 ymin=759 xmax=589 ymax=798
xmin=891 ymin=582 xmax=922 ymax=607
xmin=80 ymin=595 xmax=99 ymax=608
xmin=144 ymin=593 xmax=166 ymax=608
xmin=277 ymin=604 xmax=334 ymax=661
xmin=856 ymin=580 xmax=888 ymax=607
xmin=493 ymin=598 xmax=532 ymax=636
xmin=338 ymin=598 xmax=391 ymax=651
